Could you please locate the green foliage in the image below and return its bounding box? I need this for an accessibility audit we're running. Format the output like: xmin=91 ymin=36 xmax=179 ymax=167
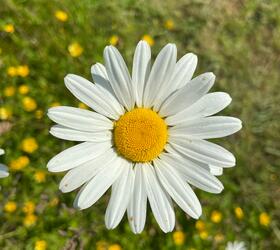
xmin=0 ymin=0 xmax=279 ymax=249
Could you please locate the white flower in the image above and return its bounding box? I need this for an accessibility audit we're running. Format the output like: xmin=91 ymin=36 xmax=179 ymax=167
xmin=226 ymin=241 xmax=247 ymax=250
xmin=47 ymin=41 xmax=242 ymax=233
xmin=0 ymin=149 xmax=9 ymax=178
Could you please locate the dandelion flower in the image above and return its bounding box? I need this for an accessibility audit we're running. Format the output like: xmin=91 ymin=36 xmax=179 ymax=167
xmin=35 ymin=240 xmax=47 ymax=250
xmin=4 ymin=86 xmax=16 ymax=97
xmin=55 ymin=10 xmax=68 ymax=22
xmin=68 ymin=42 xmax=83 ymax=57
xmin=225 ymin=241 xmax=246 ymax=250
xmin=109 ymin=35 xmax=119 ymax=46
xmin=22 ymin=97 xmax=37 ymax=112
xmin=18 ymin=85 xmax=30 ymax=95
xmin=4 ymin=201 xmax=17 ymax=213
xmin=47 ymin=41 xmax=242 ymax=233
xmin=21 ymin=137 xmax=38 ymax=153
xmin=3 ymin=24 xmax=15 ymax=33
xmin=173 ymin=231 xmax=185 ymax=245
xmin=17 ymin=65 xmax=30 ymax=77
xmin=142 ymin=35 xmax=154 ymax=46
xmin=0 ymin=149 xmax=9 ymax=178
xmin=259 ymin=212 xmax=270 ymax=226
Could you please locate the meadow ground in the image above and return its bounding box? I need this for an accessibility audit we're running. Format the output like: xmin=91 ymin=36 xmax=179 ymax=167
xmin=0 ymin=0 xmax=279 ymax=249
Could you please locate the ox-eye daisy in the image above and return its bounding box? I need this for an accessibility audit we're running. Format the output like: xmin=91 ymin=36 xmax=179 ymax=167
xmin=0 ymin=149 xmax=9 ymax=178
xmin=47 ymin=41 xmax=242 ymax=233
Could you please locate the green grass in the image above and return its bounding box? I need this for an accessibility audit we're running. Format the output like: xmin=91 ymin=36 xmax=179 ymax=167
xmin=0 ymin=0 xmax=280 ymax=249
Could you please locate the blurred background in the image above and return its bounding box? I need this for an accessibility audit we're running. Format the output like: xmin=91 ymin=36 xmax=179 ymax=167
xmin=0 ymin=0 xmax=279 ymax=249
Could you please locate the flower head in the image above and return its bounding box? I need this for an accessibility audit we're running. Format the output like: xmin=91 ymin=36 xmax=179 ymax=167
xmin=18 ymin=85 xmax=30 ymax=95
xmin=165 ymin=19 xmax=175 ymax=30
xmin=35 ymin=240 xmax=47 ymax=250
xmin=47 ymin=41 xmax=242 ymax=233
xmin=173 ymin=231 xmax=185 ymax=245
xmin=4 ymin=86 xmax=16 ymax=97
xmin=21 ymin=137 xmax=38 ymax=153
xmin=4 ymin=201 xmax=17 ymax=213
xmin=22 ymin=201 xmax=36 ymax=214
xmin=34 ymin=171 xmax=46 ymax=183
xmin=142 ymin=35 xmax=154 ymax=46
xmin=55 ymin=10 xmax=68 ymax=22
xmin=17 ymin=65 xmax=30 ymax=77
xmin=3 ymin=24 xmax=14 ymax=33
xmin=211 ymin=210 xmax=222 ymax=223
xmin=234 ymin=207 xmax=244 ymax=220
xmin=10 ymin=156 xmax=30 ymax=170
xmin=259 ymin=212 xmax=270 ymax=227
xmin=109 ymin=35 xmax=119 ymax=46
xmin=22 ymin=97 xmax=37 ymax=112
xmin=23 ymin=213 xmax=37 ymax=227
xmin=68 ymin=42 xmax=83 ymax=57
xmin=225 ymin=241 xmax=246 ymax=250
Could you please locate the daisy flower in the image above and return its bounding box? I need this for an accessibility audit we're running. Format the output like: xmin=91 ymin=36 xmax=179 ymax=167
xmin=47 ymin=40 xmax=242 ymax=233
xmin=0 ymin=149 xmax=9 ymax=178
xmin=225 ymin=241 xmax=247 ymax=250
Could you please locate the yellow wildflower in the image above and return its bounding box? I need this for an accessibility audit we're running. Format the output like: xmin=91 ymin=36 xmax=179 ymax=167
xmin=108 ymin=244 xmax=122 ymax=250
xmin=18 ymin=85 xmax=30 ymax=95
xmin=96 ymin=241 xmax=107 ymax=250
xmin=234 ymin=207 xmax=244 ymax=220
xmin=199 ymin=230 xmax=208 ymax=240
xmin=4 ymin=86 xmax=16 ymax=97
xmin=50 ymin=102 xmax=60 ymax=107
xmin=10 ymin=156 xmax=30 ymax=170
xmin=35 ymin=240 xmax=47 ymax=250
xmin=214 ymin=233 xmax=224 ymax=242
xmin=23 ymin=213 xmax=37 ymax=227
xmin=49 ymin=197 xmax=59 ymax=207
xmin=55 ymin=10 xmax=68 ymax=22
xmin=0 ymin=107 xmax=12 ymax=120
xmin=22 ymin=201 xmax=36 ymax=214
xmin=35 ymin=110 xmax=44 ymax=119
xmin=22 ymin=97 xmax=37 ymax=112
xmin=68 ymin=42 xmax=83 ymax=57
xmin=211 ymin=210 xmax=222 ymax=223
xmin=21 ymin=137 xmax=38 ymax=153
xmin=259 ymin=212 xmax=270 ymax=227
xmin=34 ymin=171 xmax=46 ymax=183
xmin=109 ymin=35 xmax=119 ymax=46
xmin=17 ymin=65 xmax=30 ymax=77
xmin=4 ymin=24 xmax=14 ymax=33
xmin=78 ymin=102 xmax=88 ymax=109
xmin=172 ymin=231 xmax=185 ymax=246
xmin=142 ymin=34 xmax=154 ymax=46
xmin=7 ymin=66 xmax=17 ymax=77
xmin=165 ymin=19 xmax=175 ymax=30
xmin=4 ymin=201 xmax=17 ymax=213
xmin=195 ymin=220 xmax=206 ymax=231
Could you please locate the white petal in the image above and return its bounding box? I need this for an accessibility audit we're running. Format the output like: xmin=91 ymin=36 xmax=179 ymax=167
xmin=142 ymin=163 xmax=175 ymax=233
xmin=153 ymin=53 xmax=197 ymax=111
xmin=73 ymin=156 xmax=125 ymax=210
xmin=209 ymin=165 xmax=223 ymax=176
xmin=0 ymin=164 xmax=9 ymax=178
xmin=160 ymin=153 xmax=224 ymax=193
xmin=48 ymin=106 xmax=113 ymax=132
xmin=154 ymin=158 xmax=202 ymax=218
xmin=166 ymin=92 xmax=232 ymax=125
xmin=167 ymin=138 xmax=236 ymax=167
xmin=143 ymin=44 xmax=177 ymax=109
xmin=169 ymin=116 xmax=242 ymax=139
xmin=65 ymin=74 xmax=124 ymax=119
xmin=104 ymin=46 xmax=134 ymax=110
xmin=132 ymin=41 xmax=151 ymax=107
xmin=105 ymin=162 xmax=134 ymax=229
xmin=59 ymin=148 xmax=117 ymax=193
xmin=50 ymin=125 xmax=112 ymax=142
xmin=47 ymin=141 xmax=111 ymax=172
xmin=127 ymin=164 xmax=147 ymax=234
xmin=91 ymin=63 xmax=116 ymax=97
xmin=0 ymin=149 xmax=4 ymax=155
xmin=171 ymin=53 xmax=198 ymax=89
xmin=159 ymin=72 xmax=215 ymax=117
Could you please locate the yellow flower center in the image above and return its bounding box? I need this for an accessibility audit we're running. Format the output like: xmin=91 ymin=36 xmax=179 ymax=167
xmin=114 ymin=108 xmax=168 ymax=162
